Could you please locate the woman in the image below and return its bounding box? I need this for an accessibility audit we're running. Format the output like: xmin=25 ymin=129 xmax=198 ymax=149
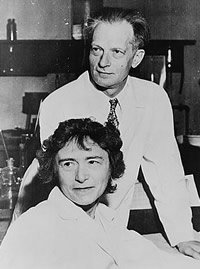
xmin=0 ymin=118 xmax=199 ymax=268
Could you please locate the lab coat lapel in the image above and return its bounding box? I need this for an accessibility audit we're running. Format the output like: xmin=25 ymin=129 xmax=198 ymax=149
xmin=77 ymin=211 xmax=120 ymax=266
xmin=119 ymin=82 xmax=147 ymax=161
xmin=130 ymin=81 xmax=147 ymax=138
xmin=49 ymin=188 xmax=119 ymax=265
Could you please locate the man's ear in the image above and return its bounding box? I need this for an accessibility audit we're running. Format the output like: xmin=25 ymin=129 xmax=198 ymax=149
xmin=132 ymin=49 xmax=145 ymax=68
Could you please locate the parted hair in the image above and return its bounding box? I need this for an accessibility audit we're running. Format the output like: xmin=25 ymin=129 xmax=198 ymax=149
xmin=84 ymin=7 xmax=150 ymax=50
xmin=36 ymin=118 xmax=125 ymax=193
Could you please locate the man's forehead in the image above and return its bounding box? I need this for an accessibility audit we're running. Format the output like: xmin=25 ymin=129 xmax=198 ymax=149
xmin=93 ymin=21 xmax=133 ymax=37
xmin=92 ymin=21 xmax=134 ymax=46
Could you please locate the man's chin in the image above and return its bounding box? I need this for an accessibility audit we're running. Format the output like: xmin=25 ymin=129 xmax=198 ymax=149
xmin=96 ymin=83 xmax=111 ymax=92
xmin=91 ymin=78 xmax=110 ymax=91
xmin=89 ymin=72 xmax=114 ymax=91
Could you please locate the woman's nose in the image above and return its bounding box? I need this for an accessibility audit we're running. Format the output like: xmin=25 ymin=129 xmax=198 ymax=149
xmin=99 ymin=52 xmax=111 ymax=68
xmin=75 ymin=164 xmax=89 ymax=183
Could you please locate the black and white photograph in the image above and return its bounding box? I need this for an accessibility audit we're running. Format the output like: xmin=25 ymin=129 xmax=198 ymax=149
xmin=0 ymin=1 xmax=200 ymax=268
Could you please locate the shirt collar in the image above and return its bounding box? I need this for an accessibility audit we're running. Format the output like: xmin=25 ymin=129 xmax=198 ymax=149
xmin=84 ymin=71 xmax=146 ymax=110
xmin=94 ymin=74 xmax=145 ymax=108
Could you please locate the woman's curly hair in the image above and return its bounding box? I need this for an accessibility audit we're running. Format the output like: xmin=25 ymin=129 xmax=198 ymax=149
xmin=36 ymin=118 xmax=125 ymax=194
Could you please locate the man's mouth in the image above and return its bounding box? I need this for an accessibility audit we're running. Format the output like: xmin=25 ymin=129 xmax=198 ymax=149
xmin=97 ymin=70 xmax=112 ymax=75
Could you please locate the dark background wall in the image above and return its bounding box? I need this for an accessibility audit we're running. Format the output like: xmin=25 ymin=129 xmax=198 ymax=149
xmin=0 ymin=0 xmax=199 ymax=133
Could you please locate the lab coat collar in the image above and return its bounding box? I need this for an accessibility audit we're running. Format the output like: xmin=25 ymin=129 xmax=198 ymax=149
xmin=48 ymin=187 xmax=120 ymax=265
xmin=99 ymin=75 xmax=146 ymax=109
xmin=48 ymin=187 xmax=116 ymax=221
xmin=84 ymin=71 xmax=145 ymax=108
xmin=126 ymin=76 xmax=146 ymax=108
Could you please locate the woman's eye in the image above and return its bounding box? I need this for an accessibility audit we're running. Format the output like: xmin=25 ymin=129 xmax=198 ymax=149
xmin=64 ymin=162 xmax=72 ymax=167
xmin=61 ymin=161 xmax=75 ymax=170
xmin=88 ymin=160 xmax=100 ymax=165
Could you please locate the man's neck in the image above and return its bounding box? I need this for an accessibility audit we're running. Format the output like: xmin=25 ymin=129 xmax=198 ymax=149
xmin=103 ymin=87 xmax=124 ymax=98
xmin=94 ymin=80 xmax=127 ymax=98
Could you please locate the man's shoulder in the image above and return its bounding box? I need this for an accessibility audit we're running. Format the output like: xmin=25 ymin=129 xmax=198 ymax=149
xmin=129 ymin=76 xmax=168 ymax=102
xmin=129 ymin=76 xmax=164 ymax=91
xmin=43 ymin=71 xmax=90 ymax=105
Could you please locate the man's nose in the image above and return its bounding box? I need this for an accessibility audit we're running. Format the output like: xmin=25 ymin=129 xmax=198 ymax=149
xmin=75 ymin=164 xmax=89 ymax=183
xmin=99 ymin=52 xmax=111 ymax=68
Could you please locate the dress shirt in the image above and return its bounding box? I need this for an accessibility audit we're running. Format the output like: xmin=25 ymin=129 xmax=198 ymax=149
xmin=39 ymin=71 xmax=193 ymax=246
xmin=0 ymin=187 xmax=199 ymax=269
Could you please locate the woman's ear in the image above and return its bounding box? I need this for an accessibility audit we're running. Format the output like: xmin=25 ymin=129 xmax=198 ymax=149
xmin=132 ymin=49 xmax=145 ymax=68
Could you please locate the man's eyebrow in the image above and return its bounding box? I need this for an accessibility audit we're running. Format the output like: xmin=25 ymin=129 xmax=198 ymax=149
xmin=112 ymin=47 xmax=126 ymax=52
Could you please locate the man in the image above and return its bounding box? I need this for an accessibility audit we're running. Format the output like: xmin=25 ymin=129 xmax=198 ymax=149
xmin=1 ymin=118 xmax=199 ymax=268
xmin=14 ymin=7 xmax=200 ymax=258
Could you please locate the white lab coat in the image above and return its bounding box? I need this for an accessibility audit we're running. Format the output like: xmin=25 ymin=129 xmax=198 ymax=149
xmin=0 ymin=187 xmax=199 ymax=269
xmin=38 ymin=71 xmax=193 ymax=246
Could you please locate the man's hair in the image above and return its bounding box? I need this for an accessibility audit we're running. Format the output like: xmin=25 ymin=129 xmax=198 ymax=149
xmin=84 ymin=7 xmax=150 ymax=50
xmin=36 ymin=118 xmax=125 ymax=194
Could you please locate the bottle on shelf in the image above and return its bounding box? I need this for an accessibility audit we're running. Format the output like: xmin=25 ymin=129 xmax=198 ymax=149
xmin=6 ymin=18 xmax=17 ymax=41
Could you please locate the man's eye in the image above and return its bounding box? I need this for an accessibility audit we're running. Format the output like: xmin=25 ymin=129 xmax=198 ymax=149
xmin=113 ymin=49 xmax=124 ymax=59
xmin=91 ymin=47 xmax=102 ymax=56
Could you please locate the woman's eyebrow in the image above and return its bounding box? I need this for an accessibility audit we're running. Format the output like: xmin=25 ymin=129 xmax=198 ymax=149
xmin=86 ymin=156 xmax=104 ymax=160
xmin=58 ymin=158 xmax=75 ymax=164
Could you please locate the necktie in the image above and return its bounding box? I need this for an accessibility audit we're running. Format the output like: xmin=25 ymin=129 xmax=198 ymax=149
xmin=107 ymin=98 xmax=119 ymax=128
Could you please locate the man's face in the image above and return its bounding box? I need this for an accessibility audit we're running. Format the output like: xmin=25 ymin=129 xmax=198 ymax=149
xmin=55 ymin=138 xmax=110 ymax=208
xmin=89 ymin=21 xmax=136 ymax=94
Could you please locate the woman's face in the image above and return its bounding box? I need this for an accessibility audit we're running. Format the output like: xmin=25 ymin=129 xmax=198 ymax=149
xmin=55 ymin=138 xmax=110 ymax=215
